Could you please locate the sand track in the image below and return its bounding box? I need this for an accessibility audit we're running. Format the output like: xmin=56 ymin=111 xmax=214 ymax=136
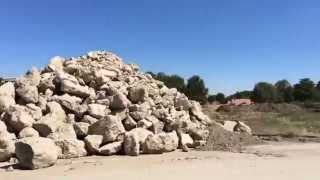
xmin=1 ymin=142 xmax=320 ymax=180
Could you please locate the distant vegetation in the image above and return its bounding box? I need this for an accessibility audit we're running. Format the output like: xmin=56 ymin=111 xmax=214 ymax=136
xmin=147 ymin=72 xmax=320 ymax=104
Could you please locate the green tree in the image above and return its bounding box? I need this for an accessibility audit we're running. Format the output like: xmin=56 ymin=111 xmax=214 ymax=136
xmin=317 ymin=81 xmax=320 ymax=90
xmin=252 ymin=82 xmax=280 ymax=103
xmin=148 ymin=72 xmax=186 ymax=93
xmin=207 ymin=95 xmax=216 ymax=103
xmin=293 ymin=78 xmax=315 ymax=101
xmin=275 ymin=79 xmax=294 ymax=102
xmin=229 ymin=91 xmax=252 ymax=99
xmin=186 ymin=75 xmax=208 ymax=104
xmin=216 ymin=93 xmax=226 ymax=104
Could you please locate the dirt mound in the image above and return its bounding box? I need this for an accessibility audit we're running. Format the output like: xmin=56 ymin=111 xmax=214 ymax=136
xmin=217 ymin=103 xmax=304 ymax=114
xmin=199 ymin=123 xmax=261 ymax=153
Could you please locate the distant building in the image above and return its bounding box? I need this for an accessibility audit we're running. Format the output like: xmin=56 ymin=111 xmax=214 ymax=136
xmin=227 ymin=98 xmax=253 ymax=106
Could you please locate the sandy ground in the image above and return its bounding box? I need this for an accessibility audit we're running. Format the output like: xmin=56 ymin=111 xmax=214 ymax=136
xmin=1 ymin=142 xmax=320 ymax=180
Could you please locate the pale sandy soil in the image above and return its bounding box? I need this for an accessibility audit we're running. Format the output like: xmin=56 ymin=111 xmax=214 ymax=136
xmin=1 ymin=142 xmax=320 ymax=180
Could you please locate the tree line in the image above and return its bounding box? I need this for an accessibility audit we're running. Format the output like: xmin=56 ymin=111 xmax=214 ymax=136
xmin=147 ymin=72 xmax=320 ymax=104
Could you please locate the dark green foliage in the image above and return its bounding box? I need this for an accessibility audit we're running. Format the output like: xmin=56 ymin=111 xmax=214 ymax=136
xmin=215 ymin=93 xmax=227 ymax=104
xmin=148 ymin=72 xmax=208 ymax=104
xmin=317 ymin=81 xmax=320 ymax=90
xmin=148 ymin=72 xmax=187 ymax=93
xmin=207 ymin=95 xmax=216 ymax=103
xmin=252 ymin=82 xmax=280 ymax=103
xmin=293 ymin=78 xmax=316 ymax=102
xmin=185 ymin=75 xmax=208 ymax=104
xmin=229 ymin=91 xmax=252 ymax=99
xmin=275 ymin=79 xmax=294 ymax=102
xmin=0 ymin=77 xmax=4 ymax=86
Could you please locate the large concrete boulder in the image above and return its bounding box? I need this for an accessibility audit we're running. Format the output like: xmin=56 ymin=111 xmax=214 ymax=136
xmin=234 ymin=121 xmax=252 ymax=135
xmin=0 ymin=82 xmax=15 ymax=98
xmin=88 ymin=104 xmax=110 ymax=119
xmin=222 ymin=121 xmax=237 ymax=132
xmin=123 ymin=128 xmax=153 ymax=156
xmin=19 ymin=127 xmax=40 ymax=138
xmin=89 ymin=115 xmax=125 ymax=143
xmin=54 ymin=138 xmax=87 ymax=159
xmin=48 ymin=124 xmax=87 ymax=159
xmin=6 ymin=105 xmax=34 ymax=132
xmin=0 ymin=129 xmax=16 ymax=162
xmin=109 ymin=93 xmax=130 ymax=110
xmin=26 ymin=103 xmax=43 ymax=121
xmin=73 ymin=122 xmax=90 ymax=138
xmin=84 ymin=135 xmax=103 ymax=155
xmin=0 ymin=82 xmax=16 ymax=113
xmin=15 ymin=137 xmax=59 ymax=169
xmin=129 ymin=86 xmax=148 ymax=103
xmin=99 ymin=141 xmax=123 ymax=156
xmin=15 ymin=68 xmax=40 ymax=104
xmin=0 ymin=96 xmax=15 ymax=113
xmin=50 ymin=94 xmax=88 ymax=116
xmin=142 ymin=132 xmax=179 ymax=154
xmin=190 ymin=101 xmax=211 ymax=124
xmin=56 ymin=72 xmax=95 ymax=98
xmin=33 ymin=102 xmax=66 ymax=137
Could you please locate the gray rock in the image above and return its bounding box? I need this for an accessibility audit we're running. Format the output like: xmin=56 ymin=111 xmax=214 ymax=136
xmin=84 ymin=135 xmax=103 ymax=154
xmin=16 ymin=68 xmax=40 ymax=103
xmin=123 ymin=116 xmax=137 ymax=131
xmin=99 ymin=141 xmax=123 ymax=156
xmin=73 ymin=122 xmax=90 ymax=138
xmin=26 ymin=103 xmax=42 ymax=121
xmin=0 ymin=130 xmax=15 ymax=162
xmin=33 ymin=102 xmax=66 ymax=137
xmin=6 ymin=105 xmax=34 ymax=132
xmin=88 ymin=104 xmax=110 ymax=119
xmin=47 ymin=124 xmax=87 ymax=159
xmin=129 ymin=86 xmax=148 ymax=103
xmin=57 ymin=72 xmax=95 ymax=98
xmin=89 ymin=115 xmax=125 ymax=143
xmin=109 ymin=93 xmax=130 ymax=110
xmin=52 ymin=138 xmax=87 ymax=159
xmin=137 ymin=119 xmax=153 ymax=129
xmin=0 ymin=82 xmax=15 ymax=98
xmin=123 ymin=128 xmax=153 ymax=156
xmin=19 ymin=127 xmax=40 ymax=138
xmin=81 ymin=115 xmax=99 ymax=125
xmin=0 ymin=96 xmax=15 ymax=113
xmin=15 ymin=137 xmax=59 ymax=169
xmin=50 ymin=94 xmax=88 ymax=116
xmin=142 ymin=132 xmax=179 ymax=154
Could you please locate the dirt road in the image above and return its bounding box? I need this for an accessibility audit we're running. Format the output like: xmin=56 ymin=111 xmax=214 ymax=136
xmin=1 ymin=142 xmax=320 ymax=180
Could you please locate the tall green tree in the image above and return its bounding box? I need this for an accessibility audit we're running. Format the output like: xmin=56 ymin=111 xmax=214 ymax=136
xmin=317 ymin=81 xmax=320 ymax=90
xmin=275 ymin=79 xmax=294 ymax=102
xmin=216 ymin=93 xmax=227 ymax=104
xmin=293 ymin=78 xmax=315 ymax=101
xmin=148 ymin=72 xmax=186 ymax=93
xmin=186 ymin=75 xmax=208 ymax=104
xmin=252 ymin=82 xmax=280 ymax=103
xmin=207 ymin=95 xmax=216 ymax=103
xmin=229 ymin=90 xmax=252 ymax=99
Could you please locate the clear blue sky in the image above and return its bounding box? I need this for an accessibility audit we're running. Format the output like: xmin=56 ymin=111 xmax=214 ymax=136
xmin=1 ymin=0 xmax=320 ymax=95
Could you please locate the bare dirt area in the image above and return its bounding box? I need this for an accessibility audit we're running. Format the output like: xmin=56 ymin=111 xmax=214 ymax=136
xmin=1 ymin=142 xmax=320 ymax=180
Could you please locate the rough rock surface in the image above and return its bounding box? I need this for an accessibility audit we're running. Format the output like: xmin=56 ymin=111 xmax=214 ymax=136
xmin=15 ymin=137 xmax=59 ymax=169
xmin=142 ymin=132 xmax=179 ymax=154
xmin=0 ymin=51 xmax=220 ymax=169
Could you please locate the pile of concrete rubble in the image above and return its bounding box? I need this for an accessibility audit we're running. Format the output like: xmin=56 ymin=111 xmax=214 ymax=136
xmin=0 ymin=51 xmax=212 ymax=169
